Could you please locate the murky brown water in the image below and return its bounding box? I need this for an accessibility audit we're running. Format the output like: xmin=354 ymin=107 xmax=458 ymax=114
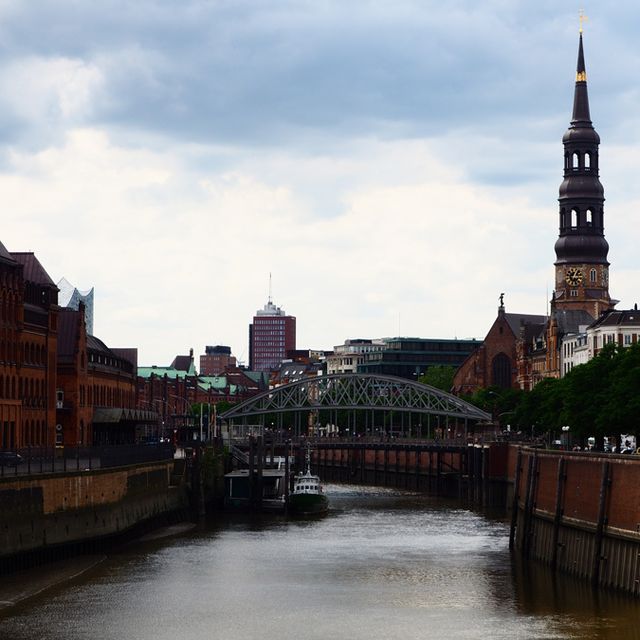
xmin=0 ymin=485 xmax=638 ymax=639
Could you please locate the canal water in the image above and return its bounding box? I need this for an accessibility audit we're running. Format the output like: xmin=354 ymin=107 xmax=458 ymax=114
xmin=1 ymin=485 xmax=639 ymax=639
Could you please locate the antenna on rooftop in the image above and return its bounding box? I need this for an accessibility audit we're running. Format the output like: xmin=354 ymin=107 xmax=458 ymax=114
xmin=268 ymin=272 xmax=273 ymax=304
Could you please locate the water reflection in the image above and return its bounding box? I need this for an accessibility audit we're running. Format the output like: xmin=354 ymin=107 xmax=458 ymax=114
xmin=511 ymin=556 xmax=640 ymax=639
xmin=0 ymin=485 xmax=638 ymax=640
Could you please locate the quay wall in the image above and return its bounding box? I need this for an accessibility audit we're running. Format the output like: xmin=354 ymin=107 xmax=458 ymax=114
xmin=0 ymin=461 xmax=188 ymax=565
xmin=314 ymin=442 xmax=508 ymax=507
xmin=511 ymin=447 xmax=640 ymax=595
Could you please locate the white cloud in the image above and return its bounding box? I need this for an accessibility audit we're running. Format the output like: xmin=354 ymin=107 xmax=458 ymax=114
xmin=1 ymin=2 xmax=640 ymax=368
xmin=0 ymin=56 xmax=103 ymax=125
xmin=0 ymin=128 xmax=577 ymax=364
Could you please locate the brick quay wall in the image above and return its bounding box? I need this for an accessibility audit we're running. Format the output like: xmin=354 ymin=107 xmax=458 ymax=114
xmin=0 ymin=461 xmax=189 ymax=567
xmin=314 ymin=441 xmax=509 ymax=508
xmin=509 ymin=446 xmax=640 ymax=595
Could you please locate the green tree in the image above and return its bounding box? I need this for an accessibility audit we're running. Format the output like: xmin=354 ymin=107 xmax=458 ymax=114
xmin=461 ymin=342 xmax=640 ymax=447
xmin=418 ymin=366 xmax=457 ymax=392
xmin=561 ymin=342 xmax=619 ymax=439
xmin=594 ymin=343 xmax=640 ymax=437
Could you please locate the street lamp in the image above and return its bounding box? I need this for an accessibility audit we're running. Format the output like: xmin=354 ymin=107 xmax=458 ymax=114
xmin=561 ymin=425 xmax=570 ymax=451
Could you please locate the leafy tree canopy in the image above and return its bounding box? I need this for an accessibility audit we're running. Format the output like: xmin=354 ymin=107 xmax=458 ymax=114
xmin=467 ymin=343 xmax=640 ymax=442
xmin=418 ymin=366 xmax=457 ymax=392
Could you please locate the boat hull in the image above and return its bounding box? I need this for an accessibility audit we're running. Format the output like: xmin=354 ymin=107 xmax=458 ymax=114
xmin=289 ymin=493 xmax=329 ymax=515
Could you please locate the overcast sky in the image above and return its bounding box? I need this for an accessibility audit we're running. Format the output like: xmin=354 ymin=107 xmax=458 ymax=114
xmin=2 ymin=2 xmax=639 ymax=366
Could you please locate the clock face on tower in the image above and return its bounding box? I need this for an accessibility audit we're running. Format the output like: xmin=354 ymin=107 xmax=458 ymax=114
xmin=565 ymin=267 xmax=583 ymax=286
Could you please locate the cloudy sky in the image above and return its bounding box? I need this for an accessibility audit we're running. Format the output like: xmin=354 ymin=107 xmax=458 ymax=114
xmin=1 ymin=1 xmax=639 ymax=366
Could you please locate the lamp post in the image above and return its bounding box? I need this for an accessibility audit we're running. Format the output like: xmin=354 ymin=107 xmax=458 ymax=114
xmin=561 ymin=425 xmax=570 ymax=451
xmin=139 ymin=398 xmax=169 ymax=443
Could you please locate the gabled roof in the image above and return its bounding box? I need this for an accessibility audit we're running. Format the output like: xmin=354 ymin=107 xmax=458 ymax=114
xmin=589 ymin=308 xmax=640 ymax=329
xmin=503 ymin=313 xmax=548 ymax=337
xmin=242 ymin=370 xmax=269 ymax=387
xmin=554 ymin=309 xmax=594 ymax=334
xmin=171 ymin=354 xmax=196 ymax=375
xmin=198 ymin=376 xmax=228 ymax=391
xmin=57 ymin=308 xmax=81 ymax=358
xmin=0 ymin=240 xmax=16 ymax=264
xmin=138 ymin=365 xmax=190 ymax=380
xmin=11 ymin=252 xmax=56 ymax=286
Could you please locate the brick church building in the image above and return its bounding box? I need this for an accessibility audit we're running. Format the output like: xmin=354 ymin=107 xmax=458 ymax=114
xmin=453 ymin=31 xmax=616 ymax=394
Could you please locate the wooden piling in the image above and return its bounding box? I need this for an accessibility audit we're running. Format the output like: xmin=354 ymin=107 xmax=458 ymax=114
xmin=248 ymin=436 xmax=256 ymax=507
xmin=509 ymin=448 xmax=523 ymax=550
xmin=550 ymin=455 xmax=566 ymax=568
xmin=256 ymin=436 xmax=263 ymax=510
xmin=592 ymin=460 xmax=611 ymax=588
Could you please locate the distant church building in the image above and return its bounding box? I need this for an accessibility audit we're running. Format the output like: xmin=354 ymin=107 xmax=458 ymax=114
xmin=453 ymin=31 xmax=616 ymax=394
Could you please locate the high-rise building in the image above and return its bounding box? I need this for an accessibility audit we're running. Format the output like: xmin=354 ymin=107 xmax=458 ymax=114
xmin=249 ymin=299 xmax=296 ymax=372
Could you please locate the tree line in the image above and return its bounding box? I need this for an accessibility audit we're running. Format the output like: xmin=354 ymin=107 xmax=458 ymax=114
xmin=460 ymin=343 xmax=640 ymax=445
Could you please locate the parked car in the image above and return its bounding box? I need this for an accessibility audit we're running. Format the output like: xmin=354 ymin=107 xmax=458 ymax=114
xmin=0 ymin=451 xmax=24 ymax=467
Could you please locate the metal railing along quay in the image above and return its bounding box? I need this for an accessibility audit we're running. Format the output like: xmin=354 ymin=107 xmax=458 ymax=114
xmin=0 ymin=443 xmax=175 ymax=478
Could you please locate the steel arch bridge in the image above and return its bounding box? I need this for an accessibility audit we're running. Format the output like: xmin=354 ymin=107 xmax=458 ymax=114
xmin=220 ymin=374 xmax=491 ymax=425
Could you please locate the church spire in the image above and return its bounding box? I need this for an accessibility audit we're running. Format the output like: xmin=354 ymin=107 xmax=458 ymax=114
xmin=571 ymin=33 xmax=591 ymax=125
xmin=554 ymin=28 xmax=612 ymax=319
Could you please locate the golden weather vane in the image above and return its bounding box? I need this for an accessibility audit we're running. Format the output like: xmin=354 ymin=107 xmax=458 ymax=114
xmin=579 ymin=9 xmax=588 ymax=33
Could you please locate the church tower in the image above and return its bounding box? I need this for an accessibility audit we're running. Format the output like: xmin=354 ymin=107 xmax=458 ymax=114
xmin=553 ymin=30 xmax=614 ymax=319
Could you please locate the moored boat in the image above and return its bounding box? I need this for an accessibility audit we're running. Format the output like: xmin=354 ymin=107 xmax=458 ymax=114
xmin=289 ymin=445 xmax=329 ymax=515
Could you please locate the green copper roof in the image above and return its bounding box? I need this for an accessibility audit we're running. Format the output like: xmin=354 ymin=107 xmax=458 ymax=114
xmin=138 ymin=366 xmax=190 ymax=380
xmin=198 ymin=376 xmax=228 ymax=391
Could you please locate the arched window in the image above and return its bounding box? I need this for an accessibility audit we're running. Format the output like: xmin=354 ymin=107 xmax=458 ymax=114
xmin=572 ymin=152 xmax=580 ymax=169
xmin=590 ymin=268 xmax=597 ymax=283
xmin=584 ymin=152 xmax=591 ymax=169
xmin=586 ymin=209 xmax=593 ymax=226
xmin=571 ymin=209 xmax=578 ymax=228
xmin=560 ymin=208 xmax=566 ymax=229
xmin=492 ymin=353 xmax=512 ymax=389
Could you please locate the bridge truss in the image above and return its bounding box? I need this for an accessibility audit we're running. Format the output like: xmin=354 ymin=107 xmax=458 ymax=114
xmin=221 ymin=374 xmax=491 ymax=435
